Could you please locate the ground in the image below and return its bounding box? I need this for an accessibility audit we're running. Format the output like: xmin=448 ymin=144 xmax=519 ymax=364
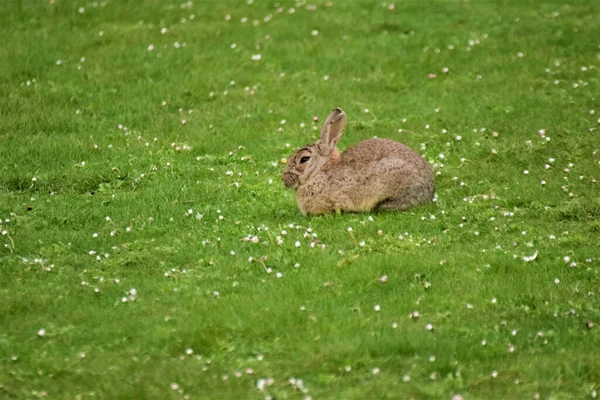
xmin=1 ymin=1 xmax=600 ymax=399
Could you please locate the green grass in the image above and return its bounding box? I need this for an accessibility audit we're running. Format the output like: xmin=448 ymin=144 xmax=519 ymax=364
xmin=1 ymin=0 xmax=600 ymax=398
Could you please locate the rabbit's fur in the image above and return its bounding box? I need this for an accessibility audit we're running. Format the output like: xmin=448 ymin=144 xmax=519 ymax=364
xmin=282 ymin=108 xmax=434 ymax=216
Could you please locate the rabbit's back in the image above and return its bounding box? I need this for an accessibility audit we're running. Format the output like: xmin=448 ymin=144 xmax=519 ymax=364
xmin=341 ymin=138 xmax=422 ymax=164
xmin=336 ymin=138 xmax=434 ymax=210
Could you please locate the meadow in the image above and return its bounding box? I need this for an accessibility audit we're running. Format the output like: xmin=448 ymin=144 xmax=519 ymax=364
xmin=1 ymin=0 xmax=600 ymax=399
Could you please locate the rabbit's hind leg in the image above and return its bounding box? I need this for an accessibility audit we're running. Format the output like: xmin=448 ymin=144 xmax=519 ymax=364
xmin=376 ymin=183 xmax=432 ymax=212
xmin=375 ymin=197 xmax=415 ymax=211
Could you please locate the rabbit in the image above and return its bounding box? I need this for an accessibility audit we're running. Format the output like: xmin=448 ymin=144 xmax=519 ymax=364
xmin=282 ymin=107 xmax=435 ymax=216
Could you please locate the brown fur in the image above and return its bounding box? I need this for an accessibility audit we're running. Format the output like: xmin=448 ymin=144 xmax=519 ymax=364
xmin=282 ymin=108 xmax=434 ymax=216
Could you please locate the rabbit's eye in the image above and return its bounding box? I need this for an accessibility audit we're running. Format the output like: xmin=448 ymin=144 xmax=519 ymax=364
xmin=300 ymin=156 xmax=310 ymax=164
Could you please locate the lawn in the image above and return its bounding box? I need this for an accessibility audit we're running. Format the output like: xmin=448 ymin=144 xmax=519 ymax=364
xmin=1 ymin=0 xmax=600 ymax=399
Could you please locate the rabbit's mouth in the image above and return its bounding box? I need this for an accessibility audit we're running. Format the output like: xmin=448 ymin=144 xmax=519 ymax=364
xmin=282 ymin=172 xmax=300 ymax=189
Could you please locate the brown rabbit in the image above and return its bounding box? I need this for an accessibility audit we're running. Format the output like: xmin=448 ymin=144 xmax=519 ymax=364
xmin=282 ymin=108 xmax=434 ymax=216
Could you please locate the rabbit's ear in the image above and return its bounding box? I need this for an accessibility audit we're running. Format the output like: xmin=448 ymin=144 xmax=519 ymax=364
xmin=318 ymin=108 xmax=346 ymax=154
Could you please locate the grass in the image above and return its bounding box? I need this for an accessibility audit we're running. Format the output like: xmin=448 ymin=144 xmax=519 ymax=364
xmin=1 ymin=0 xmax=600 ymax=398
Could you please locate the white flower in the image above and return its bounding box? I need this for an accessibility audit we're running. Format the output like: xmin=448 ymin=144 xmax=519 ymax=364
xmin=37 ymin=329 xmax=46 ymax=337
xmin=251 ymin=54 xmax=262 ymax=61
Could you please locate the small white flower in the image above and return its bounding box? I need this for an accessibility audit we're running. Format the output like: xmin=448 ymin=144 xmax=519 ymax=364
xmin=37 ymin=328 xmax=46 ymax=337
xmin=251 ymin=54 xmax=262 ymax=61
xmin=147 ymin=44 xmax=154 ymax=51
xmin=374 ymin=304 xmax=381 ymax=312
xmin=491 ymin=371 xmax=498 ymax=378
xmin=425 ymin=323 xmax=433 ymax=331
xmin=256 ymin=379 xmax=266 ymax=391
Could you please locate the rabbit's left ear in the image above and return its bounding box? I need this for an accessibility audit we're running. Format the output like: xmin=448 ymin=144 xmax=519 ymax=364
xmin=318 ymin=108 xmax=346 ymax=155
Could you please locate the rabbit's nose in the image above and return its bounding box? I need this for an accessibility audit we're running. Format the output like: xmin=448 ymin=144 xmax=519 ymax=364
xmin=282 ymin=173 xmax=296 ymax=188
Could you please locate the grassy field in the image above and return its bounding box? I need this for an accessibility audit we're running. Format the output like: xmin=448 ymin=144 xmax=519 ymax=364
xmin=1 ymin=0 xmax=600 ymax=399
